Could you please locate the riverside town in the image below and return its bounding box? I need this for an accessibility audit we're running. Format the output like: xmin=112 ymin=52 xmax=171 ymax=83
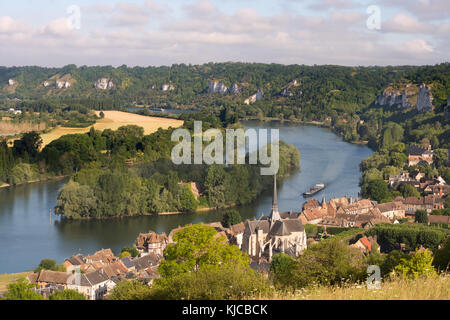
xmin=0 ymin=0 xmax=448 ymax=314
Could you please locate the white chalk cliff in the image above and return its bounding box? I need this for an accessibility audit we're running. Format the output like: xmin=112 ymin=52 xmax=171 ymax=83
xmin=56 ymin=80 xmax=71 ymax=89
xmin=244 ymin=89 xmax=264 ymax=105
xmin=375 ymin=89 xmax=412 ymax=109
xmin=416 ymin=83 xmax=433 ymax=113
xmin=94 ymin=78 xmax=114 ymax=90
xmin=230 ymin=83 xmax=240 ymax=94
xmin=161 ymin=84 xmax=175 ymax=91
xmin=208 ymin=81 xmax=228 ymax=94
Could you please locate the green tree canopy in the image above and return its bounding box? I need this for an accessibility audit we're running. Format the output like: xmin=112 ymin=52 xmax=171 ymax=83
xmin=49 ymin=289 xmax=86 ymax=300
xmin=158 ymin=224 xmax=250 ymax=278
xmin=221 ymin=210 xmax=242 ymax=228
xmin=3 ymin=278 xmax=44 ymax=300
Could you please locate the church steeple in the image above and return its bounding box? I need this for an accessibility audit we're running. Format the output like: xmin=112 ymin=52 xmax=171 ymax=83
xmin=270 ymin=175 xmax=281 ymax=223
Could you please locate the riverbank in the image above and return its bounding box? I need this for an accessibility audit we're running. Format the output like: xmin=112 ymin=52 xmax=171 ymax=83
xmin=0 ymin=175 xmax=69 ymax=190
xmin=241 ymin=116 xmax=369 ymax=147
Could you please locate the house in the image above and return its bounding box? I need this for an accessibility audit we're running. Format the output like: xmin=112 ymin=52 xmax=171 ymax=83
xmin=135 ymin=231 xmax=169 ymax=256
xmin=428 ymin=215 xmax=450 ymax=226
xmin=399 ymin=196 xmax=443 ymax=215
xmin=29 ymin=270 xmax=71 ymax=289
xmin=228 ymin=222 xmax=245 ymax=249
xmin=406 ymin=145 xmax=433 ymax=166
xmin=85 ymin=249 xmax=117 ymax=264
xmin=431 ymin=184 xmax=450 ymax=198
xmin=241 ymin=176 xmax=307 ymax=261
xmin=352 ymin=236 xmax=375 ymax=254
xmin=101 ymin=261 xmax=129 ymax=279
xmin=302 ymin=198 xmax=319 ymax=210
xmin=67 ymin=269 xmax=115 ymax=300
xmin=63 ymin=254 xmax=86 ymax=273
xmin=388 ymin=171 xmax=411 ymax=187
xmin=376 ymin=201 xmax=406 ymax=220
xmin=133 ymin=253 xmax=161 ymax=272
xmin=120 ymin=257 xmax=136 ymax=272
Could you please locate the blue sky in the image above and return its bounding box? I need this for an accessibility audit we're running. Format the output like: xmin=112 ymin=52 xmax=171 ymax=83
xmin=0 ymin=0 xmax=448 ymax=66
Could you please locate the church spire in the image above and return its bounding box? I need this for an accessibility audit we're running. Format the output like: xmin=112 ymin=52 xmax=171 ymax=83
xmin=270 ymin=175 xmax=281 ymax=223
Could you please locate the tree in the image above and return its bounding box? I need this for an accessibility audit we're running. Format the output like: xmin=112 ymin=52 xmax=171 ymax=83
xmin=49 ymin=289 xmax=86 ymax=300
xmin=158 ymin=224 xmax=250 ymax=278
xmin=107 ymin=280 xmax=152 ymax=300
xmin=3 ymin=278 xmax=44 ymax=300
xmin=120 ymin=251 xmax=131 ymax=259
xmin=415 ymin=210 xmax=428 ymax=224
xmin=13 ymin=131 xmax=42 ymax=160
xmin=121 ymin=247 xmax=140 ymax=258
xmin=433 ymin=236 xmax=450 ymax=272
xmin=270 ymin=253 xmax=296 ymax=289
xmin=291 ymin=240 xmax=366 ymax=288
xmin=35 ymin=259 xmax=65 ymax=272
xmin=394 ymin=249 xmax=436 ymax=279
xmin=221 ymin=210 xmax=242 ymax=228
xmin=363 ymin=179 xmax=391 ymax=203
xmin=398 ymin=183 xmax=420 ymax=198
xmin=150 ymin=264 xmax=271 ymax=300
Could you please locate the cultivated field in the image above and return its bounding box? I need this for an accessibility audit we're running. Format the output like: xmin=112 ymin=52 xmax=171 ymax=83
xmin=39 ymin=111 xmax=183 ymax=147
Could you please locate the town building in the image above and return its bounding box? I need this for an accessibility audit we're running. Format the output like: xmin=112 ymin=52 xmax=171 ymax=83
xmin=135 ymin=231 xmax=169 ymax=256
xmin=376 ymin=201 xmax=406 ymax=220
xmin=406 ymin=145 xmax=433 ymax=166
xmin=241 ymin=176 xmax=307 ymax=261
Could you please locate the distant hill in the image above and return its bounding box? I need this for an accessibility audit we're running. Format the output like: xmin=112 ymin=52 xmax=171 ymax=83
xmin=1 ymin=63 xmax=448 ymax=113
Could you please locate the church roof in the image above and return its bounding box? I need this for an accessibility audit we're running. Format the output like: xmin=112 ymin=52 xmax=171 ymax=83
xmin=269 ymin=219 xmax=305 ymax=236
xmin=247 ymin=220 xmax=270 ymax=234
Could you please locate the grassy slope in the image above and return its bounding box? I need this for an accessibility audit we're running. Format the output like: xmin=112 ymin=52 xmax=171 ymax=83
xmin=261 ymin=276 xmax=449 ymax=300
xmin=0 ymin=272 xmax=31 ymax=292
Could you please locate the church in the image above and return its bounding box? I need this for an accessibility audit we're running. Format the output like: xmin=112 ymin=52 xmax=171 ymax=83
xmin=241 ymin=176 xmax=308 ymax=261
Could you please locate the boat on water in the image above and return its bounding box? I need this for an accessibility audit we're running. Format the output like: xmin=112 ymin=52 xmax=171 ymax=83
xmin=303 ymin=183 xmax=326 ymax=197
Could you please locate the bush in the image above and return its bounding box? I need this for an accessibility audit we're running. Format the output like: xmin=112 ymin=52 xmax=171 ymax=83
xmin=149 ymin=264 xmax=272 ymax=300
xmin=366 ymin=223 xmax=447 ymax=252
xmin=270 ymin=253 xmax=297 ymax=289
xmin=393 ymin=249 xmax=436 ymax=279
xmin=415 ymin=210 xmax=428 ymax=224
xmin=221 ymin=210 xmax=242 ymax=228
xmin=3 ymin=278 xmax=44 ymax=300
xmin=291 ymin=240 xmax=366 ymax=288
xmin=34 ymin=259 xmax=66 ymax=272
xmin=49 ymin=289 xmax=86 ymax=300
xmin=433 ymin=236 xmax=450 ymax=272
xmin=107 ymin=280 xmax=152 ymax=300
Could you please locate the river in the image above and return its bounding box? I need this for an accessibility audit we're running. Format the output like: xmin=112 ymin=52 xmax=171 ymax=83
xmin=0 ymin=121 xmax=373 ymax=273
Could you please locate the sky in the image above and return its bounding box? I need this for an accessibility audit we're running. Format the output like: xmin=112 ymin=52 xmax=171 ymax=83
xmin=0 ymin=0 xmax=449 ymax=67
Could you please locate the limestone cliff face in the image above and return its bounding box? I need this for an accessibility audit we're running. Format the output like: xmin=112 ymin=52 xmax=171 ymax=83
xmin=94 ymin=78 xmax=114 ymax=90
xmin=375 ymin=89 xmax=411 ymax=109
xmin=280 ymin=80 xmax=300 ymax=97
xmin=8 ymin=79 xmax=16 ymax=86
xmin=244 ymin=89 xmax=264 ymax=105
xmin=208 ymin=81 xmax=228 ymax=94
xmin=230 ymin=83 xmax=240 ymax=94
xmin=416 ymin=83 xmax=433 ymax=112
xmin=56 ymin=80 xmax=71 ymax=89
xmin=161 ymin=84 xmax=175 ymax=91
